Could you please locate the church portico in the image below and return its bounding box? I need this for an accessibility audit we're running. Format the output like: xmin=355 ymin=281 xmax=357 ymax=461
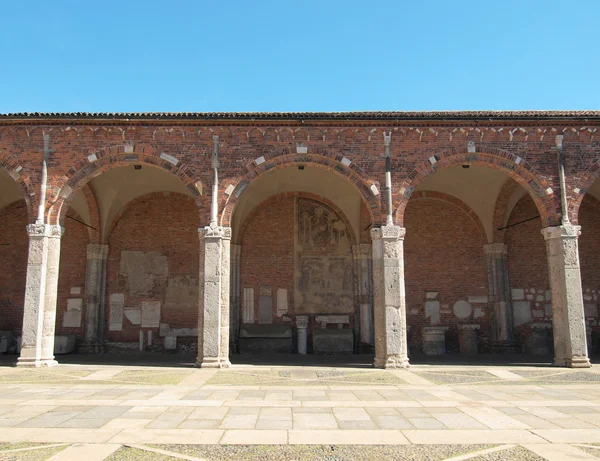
xmin=0 ymin=111 xmax=596 ymax=368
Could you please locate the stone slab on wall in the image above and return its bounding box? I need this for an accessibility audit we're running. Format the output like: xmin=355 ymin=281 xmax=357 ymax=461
xmin=141 ymin=300 xmax=161 ymax=328
xmin=109 ymin=293 xmax=124 ymax=331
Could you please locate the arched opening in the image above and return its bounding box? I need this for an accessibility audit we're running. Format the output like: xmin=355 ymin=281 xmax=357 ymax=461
xmin=400 ymin=162 xmax=555 ymax=360
xmin=0 ymin=168 xmax=29 ymax=354
xmin=55 ymin=162 xmax=202 ymax=356
xmin=229 ymin=165 xmax=374 ymax=359
xmin=572 ymin=179 xmax=600 ymax=359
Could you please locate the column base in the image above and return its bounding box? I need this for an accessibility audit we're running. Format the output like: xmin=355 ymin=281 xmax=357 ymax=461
xmin=373 ymin=355 xmax=410 ymax=369
xmin=553 ymin=356 xmax=592 ymax=368
xmin=16 ymin=357 xmax=58 ymax=368
xmin=195 ymin=357 xmax=232 ymax=368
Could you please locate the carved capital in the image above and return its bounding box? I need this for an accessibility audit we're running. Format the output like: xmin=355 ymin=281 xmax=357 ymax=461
xmin=199 ymin=224 xmax=232 ymax=240
xmin=483 ymin=243 xmax=507 ymax=256
xmin=26 ymin=223 xmax=64 ymax=238
xmin=541 ymin=224 xmax=581 ymax=240
xmin=370 ymin=225 xmax=406 ymax=241
xmin=87 ymin=244 xmax=109 ymax=260
xmin=296 ymin=315 xmax=309 ymax=329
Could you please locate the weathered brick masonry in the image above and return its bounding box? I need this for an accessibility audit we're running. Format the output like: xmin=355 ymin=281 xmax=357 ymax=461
xmin=0 ymin=111 xmax=598 ymax=367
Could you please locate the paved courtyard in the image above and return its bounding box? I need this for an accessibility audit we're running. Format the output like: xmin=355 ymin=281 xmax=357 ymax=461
xmin=1 ymin=358 xmax=600 ymax=460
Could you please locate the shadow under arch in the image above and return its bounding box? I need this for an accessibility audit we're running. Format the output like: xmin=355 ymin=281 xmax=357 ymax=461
xmin=220 ymin=151 xmax=383 ymax=228
xmin=395 ymin=148 xmax=559 ymax=228
xmin=47 ymin=145 xmax=203 ymax=226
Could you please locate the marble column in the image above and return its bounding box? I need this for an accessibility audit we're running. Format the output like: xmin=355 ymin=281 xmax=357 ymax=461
xmin=229 ymin=244 xmax=241 ymax=352
xmin=196 ymin=224 xmax=232 ymax=368
xmin=542 ymin=224 xmax=591 ymax=367
xmin=483 ymin=243 xmax=514 ymax=347
xmin=296 ymin=316 xmax=308 ymax=354
xmin=371 ymin=226 xmax=409 ymax=368
xmin=18 ymin=224 xmax=63 ymax=367
xmin=352 ymin=244 xmax=374 ymax=346
xmin=81 ymin=244 xmax=109 ymax=353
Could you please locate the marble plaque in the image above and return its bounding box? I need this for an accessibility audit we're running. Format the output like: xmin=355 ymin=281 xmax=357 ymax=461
xmin=276 ymin=289 xmax=288 ymax=317
xmin=62 ymin=298 xmax=83 ymax=328
xmin=243 ymin=288 xmax=255 ymax=323
xmin=124 ymin=308 xmax=142 ymax=325
xmin=141 ymin=300 xmax=161 ymax=328
xmin=109 ymin=294 xmax=124 ymax=331
xmin=258 ymin=296 xmax=273 ymax=324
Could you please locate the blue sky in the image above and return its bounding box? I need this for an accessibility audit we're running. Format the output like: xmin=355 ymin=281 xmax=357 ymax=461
xmin=0 ymin=1 xmax=598 ymax=112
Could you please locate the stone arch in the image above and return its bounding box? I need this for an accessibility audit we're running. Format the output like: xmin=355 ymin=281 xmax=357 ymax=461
xmin=570 ymin=160 xmax=600 ymax=225
xmin=47 ymin=144 xmax=203 ymax=225
xmin=0 ymin=153 xmax=36 ymax=222
xmin=79 ymin=184 xmax=100 ymax=244
xmin=104 ymin=192 xmax=199 ymax=244
xmin=236 ymin=191 xmax=357 ymax=246
xmin=407 ymin=191 xmax=486 ymax=242
xmin=220 ymin=150 xmax=382 ymax=227
xmin=396 ymin=148 xmax=558 ymax=228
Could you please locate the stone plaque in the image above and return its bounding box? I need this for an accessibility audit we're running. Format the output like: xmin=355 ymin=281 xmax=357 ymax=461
xmin=141 ymin=300 xmax=161 ymax=328
xmin=258 ymin=296 xmax=273 ymax=324
xmin=513 ymin=301 xmax=532 ymax=326
xmin=124 ymin=308 xmax=141 ymax=325
xmin=62 ymin=298 xmax=83 ymax=328
xmin=276 ymin=289 xmax=288 ymax=317
xmin=425 ymin=300 xmax=440 ymax=325
xmin=260 ymin=286 xmax=272 ymax=296
xmin=243 ymin=288 xmax=255 ymax=323
xmin=453 ymin=300 xmax=473 ymax=319
xmin=109 ymin=293 xmax=124 ymax=331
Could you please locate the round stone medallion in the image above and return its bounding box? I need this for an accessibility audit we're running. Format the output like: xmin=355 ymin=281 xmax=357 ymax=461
xmin=453 ymin=300 xmax=473 ymax=319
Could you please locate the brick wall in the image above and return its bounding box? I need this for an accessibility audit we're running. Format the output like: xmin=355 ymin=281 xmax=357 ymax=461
xmin=55 ymin=209 xmax=89 ymax=337
xmin=240 ymin=195 xmax=295 ymax=325
xmin=0 ymin=201 xmax=28 ymax=331
xmin=578 ymin=196 xmax=600 ymax=325
xmin=105 ymin=193 xmax=199 ymax=343
xmin=404 ymin=198 xmax=488 ymax=352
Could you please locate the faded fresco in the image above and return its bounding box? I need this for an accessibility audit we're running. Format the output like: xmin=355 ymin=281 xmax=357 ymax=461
xmin=295 ymin=198 xmax=353 ymax=314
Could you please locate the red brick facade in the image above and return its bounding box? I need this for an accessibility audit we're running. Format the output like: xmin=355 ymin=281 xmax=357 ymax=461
xmin=1 ymin=112 xmax=599 ymax=357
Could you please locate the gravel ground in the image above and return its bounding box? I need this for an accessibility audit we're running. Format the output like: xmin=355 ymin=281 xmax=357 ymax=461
xmin=105 ymin=447 xmax=175 ymax=461
xmin=574 ymin=445 xmax=600 ymax=458
xmin=469 ymin=446 xmax=544 ymax=460
xmin=205 ymin=370 xmax=405 ymax=386
xmin=0 ymin=445 xmax=67 ymax=461
xmin=151 ymin=444 xmax=496 ymax=461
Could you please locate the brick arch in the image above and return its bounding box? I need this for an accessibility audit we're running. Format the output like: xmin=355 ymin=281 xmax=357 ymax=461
xmin=48 ymin=144 xmax=203 ymax=225
xmin=396 ymin=148 xmax=558 ymax=228
xmin=492 ymin=178 xmax=520 ymax=243
xmin=570 ymin=160 xmax=600 ymax=225
xmin=236 ymin=191 xmax=357 ymax=246
xmin=104 ymin=192 xmax=199 ymax=243
xmin=407 ymin=191 xmax=486 ymax=242
xmin=220 ymin=150 xmax=382 ymax=227
xmin=0 ymin=153 xmax=36 ymax=222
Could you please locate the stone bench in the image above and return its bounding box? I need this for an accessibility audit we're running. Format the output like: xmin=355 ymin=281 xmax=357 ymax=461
xmin=239 ymin=324 xmax=293 ymax=354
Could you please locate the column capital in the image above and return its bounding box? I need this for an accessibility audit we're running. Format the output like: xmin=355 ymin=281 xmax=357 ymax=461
xmin=296 ymin=315 xmax=309 ymax=329
xmin=483 ymin=242 xmax=507 ymax=255
xmin=26 ymin=224 xmax=64 ymax=238
xmin=87 ymin=243 xmax=109 ymax=260
xmin=370 ymin=225 xmax=406 ymax=241
xmin=541 ymin=224 xmax=581 ymax=240
xmin=198 ymin=224 xmax=231 ymax=240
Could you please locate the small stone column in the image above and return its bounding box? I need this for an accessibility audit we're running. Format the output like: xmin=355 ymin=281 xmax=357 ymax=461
xmin=542 ymin=224 xmax=591 ymax=367
xmin=352 ymin=244 xmax=373 ymax=346
xmin=18 ymin=224 xmax=63 ymax=367
xmin=229 ymin=244 xmax=241 ymax=351
xmin=196 ymin=224 xmax=232 ymax=368
xmin=296 ymin=316 xmax=308 ymax=354
xmin=371 ymin=226 xmax=409 ymax=368
xmin=81 ymin=244 xmax=109 ymax=353
xmin=483 ymin=243 xmax=513 ymax=347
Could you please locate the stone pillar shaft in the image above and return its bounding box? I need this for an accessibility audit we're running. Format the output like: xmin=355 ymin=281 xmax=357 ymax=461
xmin=196 ymin=224 xmax=232 ymax=368
xmin=483 ymin=243 xmax=513 ymax=345
xmin=352 ymin=244 xmax=374 ymax=346
xmin=82 ymin=244 xmax=109 ymax=353
xmin=371 ymin=226 xmax=409 ymax=368
xmin=229 ymin=244 xmax=241 ymax=351
xmin=542 ymin=224 xmax=591 ymax=367
xmin=18 ymin=224 xmax=63 ymax=367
